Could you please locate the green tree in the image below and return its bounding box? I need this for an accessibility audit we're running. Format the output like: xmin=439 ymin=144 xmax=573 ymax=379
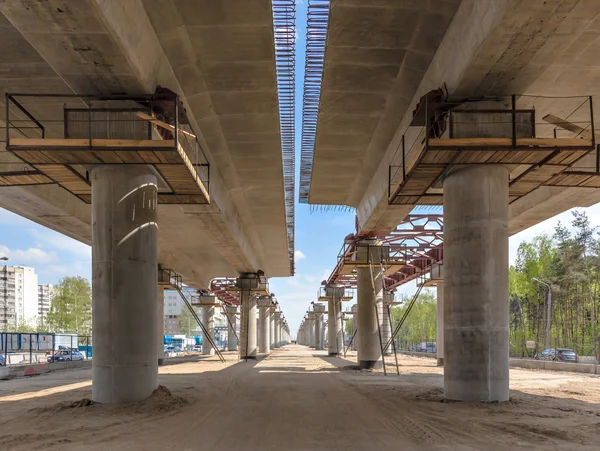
xmin=179 ymin=306 xmax=199 ymax=336
xmin=391 ymin=289 xmax=437 ymax=348
xmin=46 ymin=276 xmax=91 ymax=335
xmin=7 ymin=318 xmax=36 ymax=333
xmin=345 ymin=317 xmax=353 ymax=336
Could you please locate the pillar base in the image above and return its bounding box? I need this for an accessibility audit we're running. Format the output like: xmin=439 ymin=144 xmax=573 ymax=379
xmin=359 ymin=360 xmax=382 ymax=370
xmin=243 ymin=355 xmax=257 ymax=360
xmin=328 ymin=352 xmax=339 ymax=357
xmin=437 ymin=358 xmax=444 ymax=367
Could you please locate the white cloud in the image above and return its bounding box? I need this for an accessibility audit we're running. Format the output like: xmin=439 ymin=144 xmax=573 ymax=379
xmin=294 ymin=250 xmax=306 ymax=263
xmin=28 ymin=228 xmax=91 ymax=259
xmin=0 ymin=245 xmax=58 ymax=265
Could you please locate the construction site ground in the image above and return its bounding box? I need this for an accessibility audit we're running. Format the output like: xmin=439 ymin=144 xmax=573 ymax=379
xmin=0 ymin=345 xmax=599 ymax=450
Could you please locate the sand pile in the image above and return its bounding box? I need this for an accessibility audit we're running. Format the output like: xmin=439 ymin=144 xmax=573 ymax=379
xmin=129 ymin=385 xmax=188 ymax=414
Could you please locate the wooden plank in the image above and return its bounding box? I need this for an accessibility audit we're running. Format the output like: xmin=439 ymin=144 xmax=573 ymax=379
xmin=429 ymin=138 xmax=512 ymax=147
xmin=135 ymin=112 xmax=196 ymax=139
xmin=517 ymin=138 xmax=593 ymax=148
xmin=428 ymin=137 xmax=593 ymax=148
xmin=542 ymin=114 xmax=597 ymax=140
xmin=137 ymin=151 xmax=161 ymax=164
xmin=0 ymin=173 xmax=53 ymax=186
xmin=9 ymin=138 xmax=175 ymax=148
xmin=174 ymin=143 xmax=210 ymax=202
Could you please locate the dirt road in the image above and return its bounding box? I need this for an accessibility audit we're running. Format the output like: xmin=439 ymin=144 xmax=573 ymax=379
xmin=0 ymin=345 xmax=599 ymax=450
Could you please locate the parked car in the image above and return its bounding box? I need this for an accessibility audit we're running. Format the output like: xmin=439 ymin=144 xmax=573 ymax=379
xmin=0 ymin=353 xmax=5 ymax=366
xmin=47 ymin=349 xmax=85 ymax=362
xmin=536 ymin=348 xmax=578 ymax=362
xmin=416 ymin=342 xmax=437 ymax=353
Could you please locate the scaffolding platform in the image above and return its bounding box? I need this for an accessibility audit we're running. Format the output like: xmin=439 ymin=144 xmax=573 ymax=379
xmin=2 ymin=93 xmax=210 ymax=205
xmin=388 ymin=95 xmax=599 ymax=206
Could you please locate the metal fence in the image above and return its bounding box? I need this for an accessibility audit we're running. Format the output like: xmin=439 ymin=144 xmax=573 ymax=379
xmin=395 ymin=337 xmax=437 ymax=354
xmin=1 ymin=332 xmax=92 ymax=367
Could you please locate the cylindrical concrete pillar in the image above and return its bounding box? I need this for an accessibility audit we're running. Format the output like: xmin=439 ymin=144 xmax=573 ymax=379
xmin=314 ymin=314 xmax=322 ymax=350
xmin=226 ymin=305 xmax=238 ymax=351
xmin=436 ymin=282 xmax=444 ymax=366
xmin=157 ymin=285 xmax=165 ymax=365
xmin=269 ymin=307 xmax=276 ymax=349
xmin=356 ymin=241 xmax=384 ymax=369
xmin=202 ymin=304 xmax=215 ymax=356
xmin=444 ymin=165 xmax=509 ymax=402
xmin=351 ymin=304 xmax=358 ymax=351
xmin=92 ymin=165 xmax=158 ymax=403
xmin=274 ymin=314 xmax=281 ymax=348
xmin=258 ymin=300 xmax=271 ymax=354
xmin=327 ymin=298 xmax=343 ymax=356
xmin=308 ymin=318 xmax=315 ymax=348
xmin=239 ymin=287 xmax=257 ymax=359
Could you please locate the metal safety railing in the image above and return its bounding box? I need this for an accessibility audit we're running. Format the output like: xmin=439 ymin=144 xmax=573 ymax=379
xmin=273 ymin=0 xmax=297 ymax=275
xmin=4 ymin=93 xmax=211 ymax=201
xmin=299 ymin=0 xmax=330 ymax=204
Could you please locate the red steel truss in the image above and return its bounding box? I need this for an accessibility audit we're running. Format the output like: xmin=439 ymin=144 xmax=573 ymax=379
xmin=327 ymin=214 xmax=443 ymax=290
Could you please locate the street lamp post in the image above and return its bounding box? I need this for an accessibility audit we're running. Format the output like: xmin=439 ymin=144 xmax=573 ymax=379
xmin=532 ymin=277 xmax=552 ymax=348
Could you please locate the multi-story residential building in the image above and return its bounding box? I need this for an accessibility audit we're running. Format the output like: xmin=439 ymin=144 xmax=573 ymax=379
xmin=163 ymin=290 xmax=226 ymax=336
xmin=0 ymin=266 xmax=39 ymax=329
xmin=164 ymin=290 xmax=188 ymax=335
xmin=37 ymin=284 xmax=56 ymax=327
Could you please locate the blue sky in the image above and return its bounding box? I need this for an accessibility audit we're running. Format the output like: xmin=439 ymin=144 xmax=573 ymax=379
xmin=1 ymin=0 xmax=600 ymax=337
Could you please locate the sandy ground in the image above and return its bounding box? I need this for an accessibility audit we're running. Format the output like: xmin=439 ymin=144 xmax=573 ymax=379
xmin=0 ymin=346 xmax=599 ymax=450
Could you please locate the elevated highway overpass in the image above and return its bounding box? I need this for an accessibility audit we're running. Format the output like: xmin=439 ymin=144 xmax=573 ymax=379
xmin=0 ymin=0 xmax=294 ymax=285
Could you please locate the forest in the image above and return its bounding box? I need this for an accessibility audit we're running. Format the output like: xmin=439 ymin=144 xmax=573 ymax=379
xmin=382 ymin=210 xmax=600 ymax=361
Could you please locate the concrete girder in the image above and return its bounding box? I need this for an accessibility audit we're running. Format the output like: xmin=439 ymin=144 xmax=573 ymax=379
xmin=356 ymin=0 xmax=600 ymax=234
xmin=0 ymin=0 xmax=292 ymax=286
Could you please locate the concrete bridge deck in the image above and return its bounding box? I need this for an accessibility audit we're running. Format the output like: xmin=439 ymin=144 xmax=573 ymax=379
xmin=1 ymin=346 xmax=599 ymax=450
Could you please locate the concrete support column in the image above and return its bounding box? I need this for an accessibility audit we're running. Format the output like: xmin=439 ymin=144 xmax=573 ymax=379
xmin=356 ymin=241 xmax=384 ymax=369
xmin=436 ymin=282 xmax=444 ymax=366
xmin=382 ymin=292 xmax=393 ymax=355
xmin=351 ymin=304 xmax=358 ymax=351
xmin=444 ymin=165 xmax=509 ymax=402
xmin=314 ymin=304 xmax=325 ymax=350
xmin=202 ymin=304 xmax=215 ymax=356
xmin=269 ymin=307 xmax=276 ymax=349
xmin=258 ymin=298 xmax=271 ymax=354
xmin=157 ymin=285 xmax=165 ymax=365
xmin=238 ymin=274 xmax=258 ymax=359
xmin=327 ymin=290 xmax=344 ymax=356
xmin=308 ymin=316 xmax=315 ymax=348
xmin=226 ymin=305 xmax=238 ymax=351
xmin=92 ymin=165 xmax=158 ymax=404
xmin=314 ymin=315 xmax=322 ymax=350
xmin=273 ymin=313 xmax=281 ymax=348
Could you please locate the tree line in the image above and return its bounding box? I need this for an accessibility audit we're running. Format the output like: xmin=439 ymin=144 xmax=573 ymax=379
xmin=382 ymin=210 xmax=600 ymax=360
xmin=509 ymin=211 xmax=599 ymax=359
